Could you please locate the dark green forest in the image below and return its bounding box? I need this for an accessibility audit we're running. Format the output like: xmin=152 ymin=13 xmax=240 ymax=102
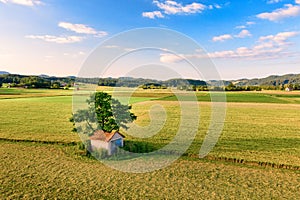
xmin=1 ymin=73 xmax=299 ymax=91
xmin=0 ymin=74 xmax=74 ymax=89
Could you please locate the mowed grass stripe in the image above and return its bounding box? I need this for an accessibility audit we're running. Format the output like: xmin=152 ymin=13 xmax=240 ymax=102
xmin=157 ymin=92 xmax=300 ymax=104
xmin=1 ymin=141 xmax=300 ymax=199
xmin=0 ymin=88 xmax=74 ymax=99
xmin=130 ymin=101 xmax=300 ymax=166
xmin=0 ymin=95 xmax=80 ymax=143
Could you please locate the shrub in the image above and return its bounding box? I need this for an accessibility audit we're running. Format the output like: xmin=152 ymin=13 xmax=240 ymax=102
xmin=92 ymin=148 xmax=108 ymax=159
xmin=123 ymin=141 xmax=155 ymax=153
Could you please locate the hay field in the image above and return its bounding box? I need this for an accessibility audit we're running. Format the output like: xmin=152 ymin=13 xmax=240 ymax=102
xmin=1 ymin=141 xmax=300 ymax=199
xmin=1 ymin=87 xmax=300 ymax=199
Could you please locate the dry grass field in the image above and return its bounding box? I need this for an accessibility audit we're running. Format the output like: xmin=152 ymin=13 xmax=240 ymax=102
xmin=1 ymin=141 xmax=300 ymax=199
xmin=0 ymin=87 xmax=300 ymax=199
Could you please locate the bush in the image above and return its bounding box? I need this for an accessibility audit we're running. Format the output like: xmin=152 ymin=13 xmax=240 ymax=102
xmin=92 ymin=148 xmax=108 ymax=159
xmin=76 ymin=140 xmax=92 ymax=157
xmin=123 ymin=141 xmax=154 ymax=153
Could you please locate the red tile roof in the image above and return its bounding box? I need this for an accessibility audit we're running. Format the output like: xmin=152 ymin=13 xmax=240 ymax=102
xmin=90 ymin=130 xmax=125 ymax=142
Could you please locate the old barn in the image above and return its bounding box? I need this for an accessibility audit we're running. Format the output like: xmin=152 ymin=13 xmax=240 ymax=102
xmin=90 ymin=130 xmax=125 ymax=155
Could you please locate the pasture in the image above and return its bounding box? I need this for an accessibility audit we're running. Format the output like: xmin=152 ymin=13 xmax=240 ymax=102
xmin=0 ymin=87 xmax=300 ymax=199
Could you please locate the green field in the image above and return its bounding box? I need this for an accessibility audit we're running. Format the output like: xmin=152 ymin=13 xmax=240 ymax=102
xmin=0 ymin=88 xmax=73 ymax=99
xmin=129 ymin=101 xmax=300 ymax=167
xmin=1 ymin=87 xmax=300 ymax=199
xmin=0 ymin=95 xmax=78 ymax=142
xmin=158 ymin=91 xmax=300 ymax=104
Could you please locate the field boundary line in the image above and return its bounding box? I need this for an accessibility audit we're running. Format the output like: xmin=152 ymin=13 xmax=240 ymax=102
xmin=0 ymin=94 xmax=72 ymax=100
xmin=193 ymin=154 xmax=300 ymax=171
xmin=0 ymin=137 xmax=79 ymax=146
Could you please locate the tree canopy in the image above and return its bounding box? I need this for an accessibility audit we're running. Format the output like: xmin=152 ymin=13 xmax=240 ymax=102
xmin=72 ymin=92 xmax=136 ymax=135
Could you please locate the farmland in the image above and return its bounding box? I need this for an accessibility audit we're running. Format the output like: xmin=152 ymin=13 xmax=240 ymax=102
xmin=1 ymin=141 xmax=300 ymax=199
xmin=0 ymin=87 xmax=300 ymax=199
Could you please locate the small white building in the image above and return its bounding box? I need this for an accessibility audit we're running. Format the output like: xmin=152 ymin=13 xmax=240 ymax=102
xmin=90 ymin=130 xmax=125 ymax=155
xmin=285 ymin=87 xmax=293 ymax=92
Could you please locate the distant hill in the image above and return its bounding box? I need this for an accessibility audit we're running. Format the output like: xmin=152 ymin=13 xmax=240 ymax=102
xmin=233 ymin=74 xmax=300 ymax=86
xmin=95 ymin=77 xmax=207 ymax=88
xmin=0 ymin=71 xmax=9 ymax=75
xmin=1 ymin=72 xmax=299 ymax=89
xmin=39 ymin=74 xmax=50 ymax=78
xmin=207 ymin=80 xmax=231 ymax=87
xmin=206 ymin=74 xmax=300 ymax=87
xmin=75 ymin=73 xmax=300 ymax=88
xmin=0 ymin=74 xmax=74 ymax=89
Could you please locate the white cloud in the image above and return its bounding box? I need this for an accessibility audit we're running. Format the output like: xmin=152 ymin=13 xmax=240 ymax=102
xmin=208 ymin=50 xmax=236 ymax=58
xmin=212 ymin=34 xmax=233 ymax=42
xmin=95 ymin=31 xmax=108 ymax=38
xmin=257 ymin=4 xmax=300 ymax=21
xmin=25 ymin=35 xmax=84 ymax=44
xmin=235 ymin=29 xmax=252 ymax=38
xmin=104 ymin=45 xmax=119 ymax=49
xmin=296 ymin=0 xmax=300 ymax=4
xmin=142 ymin=11 xmax=164 ymax=19
xmin=207 ymin=4 xmax=221 ymax=9
xmin=143 ymin=1 xmax=220 ymax=19
xmin=63 ymin=51 xmax=86 ymax=58
xmin=0 ymin=0 xmax=42 ymax=6
xmin=153 ymin=0 xmax=206 ymax=15
xmin=259 ymin=31 xmax=299 ymax=44
xmin=160 ymin=53 xmax=184 ymax=63
xmin=246 ymin=21 xmax=256 ymax=25
xmin=236 ymin=21 xmax=255 ymax=29
xmin=267 ymin=0 xmax=281 ymax=4
xmin=58 ymin=22 xmax=107 ymax=37
xmin=25 ymin=22 xmax=105 ymax=45
xmin=209 ymin=31 xmax=299 ymax=59
xmin=235 ymin=25 xmax=246 ymax=29
xmin=214 ymin=4 xmax=221 ymax=9
xmin=160 ymin=31 xmax=299 ymax=63
xmin=58 ymin=22 xmax=96 ymax=34
xmin=213 ymin=30 xmax=251 ymax=42
xmin=102 ymin=45 xmax=136 ymax=52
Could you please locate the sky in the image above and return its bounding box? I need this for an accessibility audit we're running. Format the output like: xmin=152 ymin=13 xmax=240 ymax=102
xmin=0 ymin=0 xmax=300 ymax=80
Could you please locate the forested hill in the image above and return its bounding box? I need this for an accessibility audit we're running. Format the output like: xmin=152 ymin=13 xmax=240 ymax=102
xmin=0 ymin=74 xmax=74 ymax=88
xmin=96 ymin=77 xmax=207 ymax=88
xmin=81 ymin=74 xmax=300 ymax=87
xmin=0 ymin=73 xmax=300 ymax=89
xmin=233 ymin=74 xmax=300 ymax=87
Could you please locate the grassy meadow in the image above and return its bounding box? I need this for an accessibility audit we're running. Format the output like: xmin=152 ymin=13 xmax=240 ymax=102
xmin=1 ymin=141 xmax=300 ymax=199
xmin=0 ymin=87 xmax=300 ymax=199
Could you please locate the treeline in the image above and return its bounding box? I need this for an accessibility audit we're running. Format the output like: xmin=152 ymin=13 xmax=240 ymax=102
xmin=96 ymin=77 xmax=300 ymax=91
xmin=1 ymin=74 xmax=299 ymax=91
xmin=139 ymin=83 xmax=168 ymax=89
xmin=233 ymin=74 xmax=300 ymax=87
xmin=192 ymin=83 xmax=300 ymax=92
xmin=225 ymin=82 xmax=299 ymax=91
xmin=0 ymin=74 xmax=74 ymax=89
xmin=185 ymin=84 xmax=263 ymax=92
xmin=0 ymin=75 xmax=208 ymax=89
xmin=97 ymin=77 xmax=207 ymax=88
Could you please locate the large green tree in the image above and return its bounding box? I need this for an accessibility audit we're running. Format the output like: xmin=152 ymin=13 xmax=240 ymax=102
xmin=72 ymin=92 xmax=136 ymax=135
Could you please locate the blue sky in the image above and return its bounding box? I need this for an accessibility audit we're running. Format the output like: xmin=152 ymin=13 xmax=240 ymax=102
xmin=0 ymin=0 xmax=300 ymax=80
